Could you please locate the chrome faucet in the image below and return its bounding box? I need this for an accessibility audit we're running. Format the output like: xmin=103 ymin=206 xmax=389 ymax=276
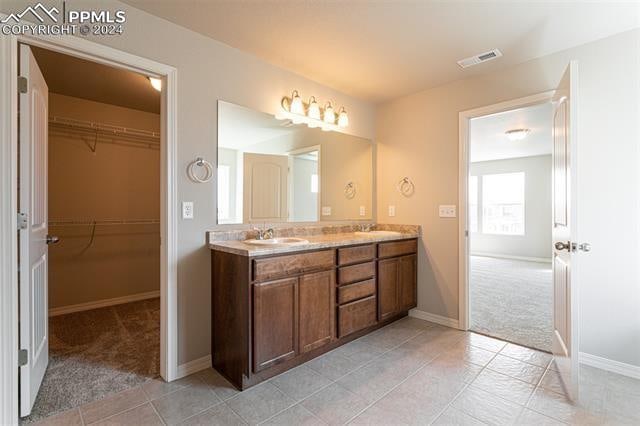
xmin=253 ymin=225 xmax=274 ymax=240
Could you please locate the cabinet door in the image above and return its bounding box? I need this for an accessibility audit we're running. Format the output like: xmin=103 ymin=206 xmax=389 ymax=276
xmin=253 ymin=277 xmax=298 ymax=372
xmin=299 ymin=270 xmax=335 ymax=353
xmin=378 ymin=258 xmax=399 ymax=321
xmin=399 ymin=254 xmax=417 ymax=311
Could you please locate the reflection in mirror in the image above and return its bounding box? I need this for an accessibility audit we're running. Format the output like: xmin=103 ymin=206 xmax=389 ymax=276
xmin=217 ymin=101 xmax=372 ymax=224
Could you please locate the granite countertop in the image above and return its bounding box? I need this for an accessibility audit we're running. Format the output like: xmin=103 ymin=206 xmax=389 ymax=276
xmin=208 ymin=229 xmax=419 ymax=257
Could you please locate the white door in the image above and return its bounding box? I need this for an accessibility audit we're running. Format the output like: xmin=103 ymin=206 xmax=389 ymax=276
xmin=19 ymin=44 xmax=50 ymax=417
xmin=551 ymin=61 xmax=579 ymax=400
xmin=243 ymin=153 xmax=289 ymax=223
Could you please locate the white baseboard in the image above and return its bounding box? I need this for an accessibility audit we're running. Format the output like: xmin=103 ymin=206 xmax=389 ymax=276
xmin=176 ymin=355 xmax=212 ymax=379
xmin=409 ymin=309 xmax=460 ymax=329
xmin=470 ymin=252 xmax=552 ymax=263
xmin=580 ymin=352 xmax=640 ymax=380
xmin=48 ymin=290 xmax=160 ymax=317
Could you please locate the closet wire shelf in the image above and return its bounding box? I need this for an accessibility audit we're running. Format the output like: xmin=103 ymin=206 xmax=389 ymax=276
xmin=49 ymin=116 xmax=160 ymax=151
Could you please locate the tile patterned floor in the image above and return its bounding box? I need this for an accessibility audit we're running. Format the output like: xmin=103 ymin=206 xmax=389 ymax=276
xmin=31 ymin=317 xmax=640 ymax=425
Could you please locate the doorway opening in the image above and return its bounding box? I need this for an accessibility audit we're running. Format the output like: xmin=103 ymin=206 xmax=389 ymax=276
xmin=19 ymin=44 xmax=162 ymax=422
xmin=466 ymin=101 xmax=554 ymax=352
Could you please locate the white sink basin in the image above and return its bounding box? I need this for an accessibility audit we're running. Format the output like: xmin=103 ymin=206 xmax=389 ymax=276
xmin=244 ymin=237 xmax=309 ymax=246
xmin=355 ymin=230 xmax=402 ymax=237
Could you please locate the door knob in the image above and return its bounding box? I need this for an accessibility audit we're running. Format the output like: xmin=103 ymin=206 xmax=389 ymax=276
xmin=578 ymin=243 xmax=591 ymax=252
xmin=46 ymin=235 xmax=59 ymax=245
xmin=554 ymin=241 xmax=571 ymax=251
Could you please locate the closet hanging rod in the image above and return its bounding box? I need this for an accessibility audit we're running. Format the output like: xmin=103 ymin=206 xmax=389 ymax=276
xmin=49 ymin=219 xmax=160 ymax=226
xmin=49 ymin=116 xmax=160 ymax=140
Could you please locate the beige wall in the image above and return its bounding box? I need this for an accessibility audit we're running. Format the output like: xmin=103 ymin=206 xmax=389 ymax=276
xmin=377 ymin=30 xmax=640 ymax=367
xmin=48 ymin=94 xmax=160 ymax=308
xmin=4 ymin=0 xmax=377 ymax=365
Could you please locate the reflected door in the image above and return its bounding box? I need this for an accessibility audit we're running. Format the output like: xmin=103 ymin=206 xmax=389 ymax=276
xmin=243 ymin=153 xmax=289 ymax=223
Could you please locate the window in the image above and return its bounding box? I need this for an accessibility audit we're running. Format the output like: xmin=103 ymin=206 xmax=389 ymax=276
xmin=468 ymin=176 xmax=478 ymax=233
xmin=311 ymin=174 xmax=319 ymax=193
xmin=217 ymin=165 xmax=230 ymax=221
xmin=482 ymin=172 xmax=525 ymax=235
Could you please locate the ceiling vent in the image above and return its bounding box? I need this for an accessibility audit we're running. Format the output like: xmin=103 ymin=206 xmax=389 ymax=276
xmin=457 ymin=49 xmax=503 ymax=68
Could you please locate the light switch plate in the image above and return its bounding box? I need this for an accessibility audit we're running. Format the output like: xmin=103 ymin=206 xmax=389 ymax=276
xmin=322 ymin=206 xmax=332 ymax=216
xmin=439 ymin=205 xmax=456 ymax=218
xmin=182 ymin=201 xmax=194 ymax=219
xmin=388 ymin=205 xmax=396 ymax=217
xmin=359 ymin=206 xmax=366 ymax=216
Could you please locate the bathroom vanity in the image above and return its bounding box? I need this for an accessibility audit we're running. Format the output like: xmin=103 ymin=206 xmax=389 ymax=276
xmin=209 ymin=230 xmax=418 ymax=390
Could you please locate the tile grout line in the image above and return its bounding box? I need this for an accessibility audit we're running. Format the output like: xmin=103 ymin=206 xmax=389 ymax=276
xmin=249 ymin=321 xmax=437 ymax=425
xmin=342 ymin=330 xmax=472 ymax=424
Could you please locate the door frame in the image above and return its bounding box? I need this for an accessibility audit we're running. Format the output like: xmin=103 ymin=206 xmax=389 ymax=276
xmin=457 ymin=91 xmax=555 ymax=331
xmin=0 ymin=31 xmax=179 ymax=424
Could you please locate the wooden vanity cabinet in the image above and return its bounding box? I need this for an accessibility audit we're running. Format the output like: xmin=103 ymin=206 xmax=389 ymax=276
xmin=378 ymin=253 xmax=417 ymax=321
xmin=211 ymin=238 xmax=418 ymax=390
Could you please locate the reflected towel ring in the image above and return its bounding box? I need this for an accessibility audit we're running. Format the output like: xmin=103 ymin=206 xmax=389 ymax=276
xmin=397 ymin=177 xmax=415 ymax=197
xmin=344 ymin=181 xmax=356 ymax=199
xmin=188 ymin=157 xmax=214 ymax=183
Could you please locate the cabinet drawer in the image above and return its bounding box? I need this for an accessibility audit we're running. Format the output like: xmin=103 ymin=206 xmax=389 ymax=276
xmin=337 ymin=261 xmax=375 ymax=285
xmin=378 ymin=239 xmax=417 ymax=259
xmin=338 ymin=244 xmax=375 ymax=265
xmin=337 ymin=279 xmax=375 ymax=304
xmin=338 ymin=296 xmax=377 ymax=337
xmin=253 ymin=250 xmax=335 ymax=281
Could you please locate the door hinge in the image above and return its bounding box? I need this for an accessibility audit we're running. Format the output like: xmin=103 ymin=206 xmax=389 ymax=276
xmin=18 ymin=349 xmax=28 ymax=366
xmin=18 ymin=76 xmax=28 ymax=94
xmin=17 ymin=212 xmax=28 ymax=229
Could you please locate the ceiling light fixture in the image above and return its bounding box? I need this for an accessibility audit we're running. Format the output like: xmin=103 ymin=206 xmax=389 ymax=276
xmin=148 ymin=77 xmax=162 ymax=92
xmin=277 ymin=90 xmax=349 ymax=132
xmin=505 ymin=128 xmax=530 ymax=141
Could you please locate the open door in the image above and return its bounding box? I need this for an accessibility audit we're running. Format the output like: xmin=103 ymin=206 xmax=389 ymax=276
xmin=551 ymin=61 xmax=579 ymax=400
xmin=19 ymin=44 xmax=50 ymax=417
xmin=243 ymin=153 xmax=289 ymax=223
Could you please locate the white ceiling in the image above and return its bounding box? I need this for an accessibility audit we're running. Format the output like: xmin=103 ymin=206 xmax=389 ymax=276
xmin=470 ymin=102 xmax=552 ymax=163
xmin=122 ymin=0 xmax=640 ymax=102
xmin=218 ymin=101 xmax=299 ymax=150
xmin=31 ymin=46 xmax=160 ymax=113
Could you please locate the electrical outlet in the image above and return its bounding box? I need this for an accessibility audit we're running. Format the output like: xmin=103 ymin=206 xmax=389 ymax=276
xmin=439 ymin=205 xmax=456 ymax=218
xmin=182 ymin=201 xmax=194 ymax=219
xmin=322 ymin=206 xmax=332 ymax=216
xmin=388 ymin=205 xmax=396 ymax=217
xmin=359 ymin=206 xmax=366 ymax=216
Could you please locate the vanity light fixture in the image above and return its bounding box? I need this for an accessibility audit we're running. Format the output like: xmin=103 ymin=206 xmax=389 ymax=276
xmin=148 ymin=77 xmax=162 ymax=92
xmin=289 ymin=90 xmax=305 ymax=115
xmin=337 ymin=107 xmax=349 ymax=128
xmin=308 ymin=96 xmax=321 ymax=120
xmin=278 ymin=90 xmax=349 ymax=132
xmin=505 ymin=128 xmax=530 ymax=141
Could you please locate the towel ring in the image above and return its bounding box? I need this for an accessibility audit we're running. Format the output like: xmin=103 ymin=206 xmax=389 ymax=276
xmin=344 ymin=181 xmax=356 ymax=199
xmin=187 ymin=157 xmax=214 ymax=183
xmin=397 ymin=177 xmax=415 ymax=197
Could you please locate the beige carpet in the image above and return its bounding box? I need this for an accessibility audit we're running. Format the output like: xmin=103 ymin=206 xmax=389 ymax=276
xmin=22 ymin=298 xmax=160 ymax=423
xmin=470 ymin=256 xmax=552 ymax=352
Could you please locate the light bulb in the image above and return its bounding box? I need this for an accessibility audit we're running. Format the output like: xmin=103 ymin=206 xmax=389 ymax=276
xmin=149 ymin=77 xmax=162 ymax=92
xmin=337 ymin=107 xmax=349 ymax=128
xmin=323 ymin=102 xmax=335 ymax=124
xmin=290 ymin=90 xmax=304 ymax=115
xmin=308 ymin=96 xmax=321 ymax=120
